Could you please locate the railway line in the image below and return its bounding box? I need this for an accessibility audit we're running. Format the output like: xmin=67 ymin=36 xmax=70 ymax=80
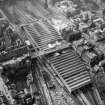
xmin=14 ymin=6 xmax=37 ymax=25
xmin=22 ymin=25 xmax=95 ymax=105
xmin=36 ymin=57 xmax=78 ymax=105
xmin=13 ymin=7 xmax=103 ymax=105
xmin=23 ymin=20 xmax=62 ymax=50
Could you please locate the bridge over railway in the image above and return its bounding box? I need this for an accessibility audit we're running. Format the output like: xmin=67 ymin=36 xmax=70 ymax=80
xmin=16 ymin=15 xmax=103 ymax=105
xmin=8 ymin=7 xmax=103 ymax=105
xmin=0 ymin=1 xmax=104 ymax=104
xmin=20 ymin=18 xmax=92 ymax=92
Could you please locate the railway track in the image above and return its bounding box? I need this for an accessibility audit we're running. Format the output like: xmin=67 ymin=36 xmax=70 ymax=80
xmin=31 ymin=65 xmax=48 ymax=105
xmin=15 ymin=12 xmax=103 ymax=105
xmin=14 ymin=6 xmax=36 ymax=25
xmin=35 ymin=61 xmax=53 ymax=105
xmin=38 ymin=54 xmax=101 ymax=105
xmin=16 ymin=16 xmax=91 ymax=92
xmin=37 ymin=58 xmax=78 ymax=105
xmin=42 ymin=55 xmax=100 ymax=105
xmin=23 ymin=21 xmax=62 ymax=50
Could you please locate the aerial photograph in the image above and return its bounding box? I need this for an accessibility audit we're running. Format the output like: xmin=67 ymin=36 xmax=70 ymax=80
xmin=0 ymin=0 xmax=105 ymax=105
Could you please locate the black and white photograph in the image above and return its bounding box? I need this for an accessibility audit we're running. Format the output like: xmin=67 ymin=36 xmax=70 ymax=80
xmin=0 ymin=0 xmax=105 ymax=105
